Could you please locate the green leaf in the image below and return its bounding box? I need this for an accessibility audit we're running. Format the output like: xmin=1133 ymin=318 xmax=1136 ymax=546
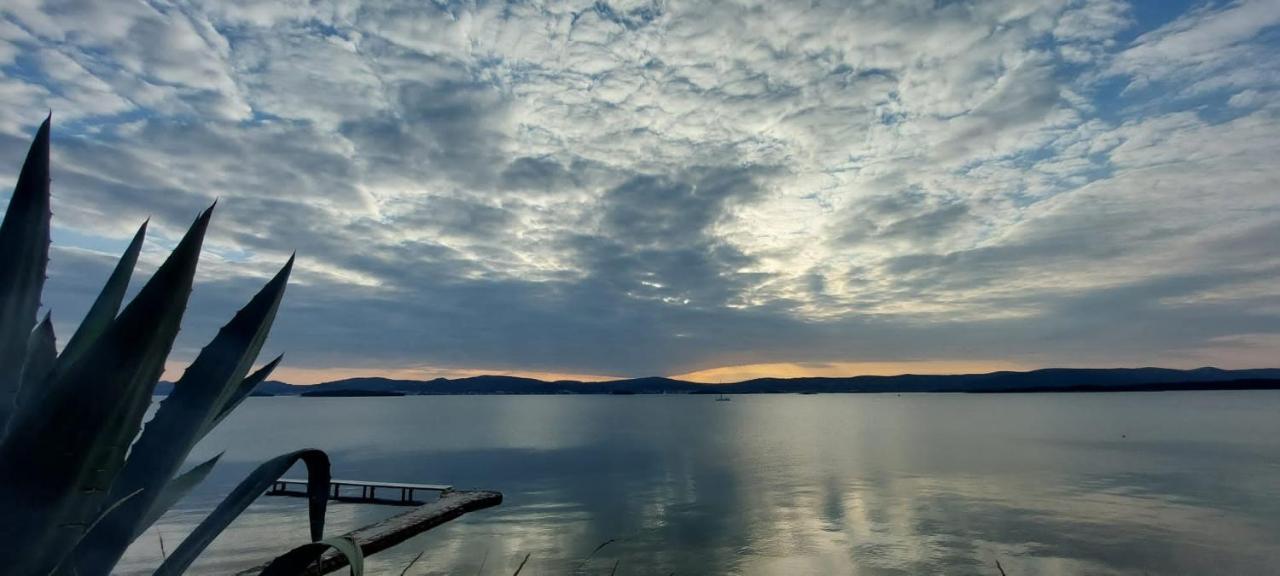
xmin=45 ymin=488 xmax=143 ymax=576
xmin=257 ymin=536 xmax=364 ymax=576
xmin=153 ymin=448 xmax=330 ymax=576
xmin=13 ymin=313 xmax=56 ymax=423
xmin=0 ymin=204 xmax=212 ymax=575
xmin=210 ymin=354 xmax=283 ymax=432
xmin=74 ymin=256 xmax=293 ymax=574
xmin=135 ymin=453 xmax=222 ymax=537
xmin=0 ymin=115 xmax=51 ymax=434
xmin=58 ymin=219 xmax=147 ymax=371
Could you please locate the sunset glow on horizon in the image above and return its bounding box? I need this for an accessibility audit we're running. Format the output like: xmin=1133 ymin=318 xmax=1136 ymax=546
xmin=162 ymin=357 xmax=1280 ymax=386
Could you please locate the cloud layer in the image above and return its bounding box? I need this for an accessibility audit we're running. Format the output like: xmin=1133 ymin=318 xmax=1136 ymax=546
xmin=2 ymin=0 xmax=1278 ymax=381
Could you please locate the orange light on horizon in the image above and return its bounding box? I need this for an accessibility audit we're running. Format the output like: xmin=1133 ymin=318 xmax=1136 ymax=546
xmin=159 ymin=356 xmax=1280 ymax=386
xmin=669 ymin=360 xmax=1034 ymax=383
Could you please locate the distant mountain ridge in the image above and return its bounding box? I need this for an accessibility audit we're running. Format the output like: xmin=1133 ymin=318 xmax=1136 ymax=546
xmin=154 ymin=367 xmax=1280 ymax=396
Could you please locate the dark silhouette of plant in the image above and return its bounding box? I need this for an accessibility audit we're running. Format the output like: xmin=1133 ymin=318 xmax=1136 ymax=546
xmin=0 ymin=116 xmax=360 ymax=575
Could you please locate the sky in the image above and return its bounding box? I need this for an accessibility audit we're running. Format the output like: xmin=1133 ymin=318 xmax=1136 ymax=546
xmin=0 ymin=0 xmax=1277 ymax=384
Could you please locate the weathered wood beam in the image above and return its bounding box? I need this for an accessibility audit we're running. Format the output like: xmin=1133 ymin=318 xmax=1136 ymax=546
xmin=235 ymin=490 xmax=503 ymax=575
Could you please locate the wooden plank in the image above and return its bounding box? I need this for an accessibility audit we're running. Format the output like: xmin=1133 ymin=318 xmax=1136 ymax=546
xmin=276 ymin=478 xmax=453 ymax=491
xmin=268 ymin=488 xmax=424 ymax=507
xmin=235 ymin=490 xmax=503 ymax=575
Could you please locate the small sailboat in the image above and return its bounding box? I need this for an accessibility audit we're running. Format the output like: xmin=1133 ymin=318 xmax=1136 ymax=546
xmin=715 ymin=391 xmax=731 ymax=401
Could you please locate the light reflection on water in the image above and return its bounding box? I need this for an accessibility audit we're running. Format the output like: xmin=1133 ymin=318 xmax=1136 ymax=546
xmin=117 ymin=392 xmax=1280 ymax=575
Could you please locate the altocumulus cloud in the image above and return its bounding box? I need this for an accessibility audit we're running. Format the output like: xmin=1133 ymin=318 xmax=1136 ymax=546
xmin=0 ymin=0 xmax=1278 ymax=382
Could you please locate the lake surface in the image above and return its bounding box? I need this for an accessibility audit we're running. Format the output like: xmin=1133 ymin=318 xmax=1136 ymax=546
xmin=118 ymin=392 xmax=1280 ymax=575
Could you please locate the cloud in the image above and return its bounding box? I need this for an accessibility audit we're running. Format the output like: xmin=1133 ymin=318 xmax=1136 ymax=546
xmin=3 ymin=0 xmax=1278 ymax=379
xmin=4 ymin=0 xmax=250 ymax=121
xmin=1111 ymin=0 xmax=1280 ymax=99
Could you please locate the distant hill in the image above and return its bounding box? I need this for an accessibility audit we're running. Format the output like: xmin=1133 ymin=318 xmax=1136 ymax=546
xmin=299 ymin=389 xmax=406 ymax=397
xmin=153 ymin=367 xmax=1280 ymax=396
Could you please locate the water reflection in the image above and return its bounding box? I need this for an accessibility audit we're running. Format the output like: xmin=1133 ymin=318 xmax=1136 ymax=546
xmin=118 ymin=393 xmax=1280 ymax=575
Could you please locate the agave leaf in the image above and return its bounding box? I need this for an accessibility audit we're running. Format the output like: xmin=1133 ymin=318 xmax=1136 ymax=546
xmin=58 ymin=219 xmax=147 ymax=371
xmin=0 ymin=115 xmax=51 ymax=434
xmin=0 ymin=205 xmax=212 ymax=574
xmin=74 ymin=257 xmax=293 ymax=574
xmin=210 ymin=354 xmax=283 ymax=432
xmin=135 ymin=453 xmax=222 ymax=537
xmin=257 ymin=536 xmax=365 ymax=576
xmin=45 ymin=488 xmax=142 ymax=576
xmin=153 ymin=448 xmax=330 ymax=576
xmin=13 ymin=313 xmax=56 ymax=421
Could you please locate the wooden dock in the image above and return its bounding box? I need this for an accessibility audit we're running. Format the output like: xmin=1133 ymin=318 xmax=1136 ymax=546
xmin=268 ymin=478 xmax=453 ymax=506
xmin=236 ymin=489 xmax=503 ymax=575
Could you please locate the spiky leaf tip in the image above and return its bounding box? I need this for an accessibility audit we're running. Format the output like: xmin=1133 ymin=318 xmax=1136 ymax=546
xmin=76 ymin=253 xmax=292 ymax=573
xmin=0 ymin=204 xmax=212 ymax=574
xmin=59 ymin=219 xmax=148 ymax=372
xmin=0 ymin=115 xmax=52 ymax=433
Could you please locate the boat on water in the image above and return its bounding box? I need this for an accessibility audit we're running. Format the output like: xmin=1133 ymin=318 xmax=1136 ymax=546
xmin=716 ymin=393 xmax=731 ymax=401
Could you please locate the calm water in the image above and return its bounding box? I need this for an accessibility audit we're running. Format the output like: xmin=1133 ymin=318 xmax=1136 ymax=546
xmin=118 ymin=392 xmax=1280 ymax=575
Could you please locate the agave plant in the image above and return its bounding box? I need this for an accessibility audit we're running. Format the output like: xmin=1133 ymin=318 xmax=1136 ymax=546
xmin=0 ymin=117 xmax=362 ymax=575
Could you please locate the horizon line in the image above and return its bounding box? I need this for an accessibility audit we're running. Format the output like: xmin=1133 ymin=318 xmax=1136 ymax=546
xmin=255 ymin=364 xmax=1280 ymax=387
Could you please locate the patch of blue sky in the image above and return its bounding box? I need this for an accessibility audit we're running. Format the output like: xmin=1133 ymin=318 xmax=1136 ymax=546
xmin=1181 ymin=92 xmax=1267 ymax=124
xmin=1052 ymin=2 xmax=1276 ymax=130
xmin=246 ymin=108 xmax=288 ymax=126
xmin=1120 ymin=0 xmax=1212 ymax=44
xmin=1257 ymin=20 xmax=1280 ymax=49
xmin=593 ymin=0 xmax=662 ymax=30
xmin=962 ymin=143 xmax=1116 ymax=209
xmin=1109 ymin=75 xmax=1271 ymax=127
xmin=1 ymin=54 xmax=148 ymax=136
xmin=51 ymin=225 xmax=137 ymax=256
xmin=52 ymin=225 xmax=257 ymax=265
xmin=202 ymin=244 xmax=255 ymax=264
xmin=2 ymin=50 xmax=45 ymax=87
xmin=1086 ymin=75 xmax=1134 ymax=125
xmin=302 ymin=19 xmax=346 ymax=39
xmin=55 ymin=109 xmax=155 ymax=139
